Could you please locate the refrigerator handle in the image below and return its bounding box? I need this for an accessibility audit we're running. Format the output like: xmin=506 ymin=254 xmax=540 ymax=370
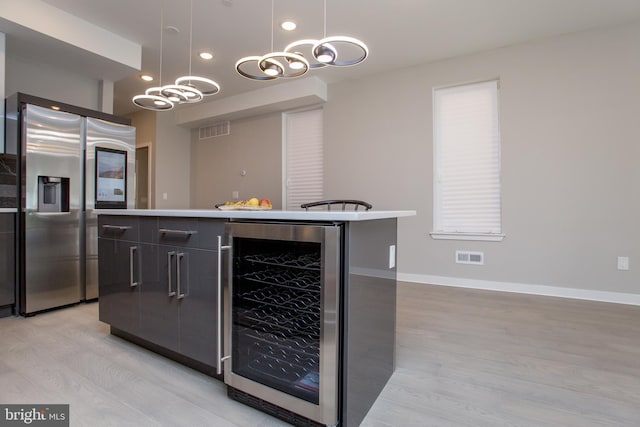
xmin=167 ymin=251 xmax=176 ymax=297
xmin=129 ymin=246 xmax=139 ymax=287
xmin=176 ymin=252 xmax=185 ymax=300
xmin=217 ymin=235 xmax=232 ymax=376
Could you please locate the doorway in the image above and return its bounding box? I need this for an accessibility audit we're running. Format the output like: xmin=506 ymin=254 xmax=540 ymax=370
xmin=135 ymin=145 xmax=150 ymax=209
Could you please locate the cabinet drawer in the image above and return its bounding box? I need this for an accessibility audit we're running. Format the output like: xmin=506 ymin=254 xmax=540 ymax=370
xmin=157 ymin=217 xmax=225 ymax=250
xmin=98 ymin=215 xmax=140 ymax=241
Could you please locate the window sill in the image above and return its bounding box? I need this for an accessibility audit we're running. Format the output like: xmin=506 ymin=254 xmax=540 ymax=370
xmin=430 ymin=232 xmax=505 ymax=242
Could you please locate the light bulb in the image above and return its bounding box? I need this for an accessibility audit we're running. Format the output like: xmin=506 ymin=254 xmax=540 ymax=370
xmin=313 ymin=43 xmax=337 ymax=63
xmin=259 ymin=58 xmax=284 ymax=77
xmin=264 ymin=66 xmax=279 ymax=76
xmin=287 ymin=52 xmax=306 ymax=70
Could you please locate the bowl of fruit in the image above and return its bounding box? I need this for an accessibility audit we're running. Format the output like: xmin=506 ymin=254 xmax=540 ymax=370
xmin=216 ymin=197 xmax=272 ymax=210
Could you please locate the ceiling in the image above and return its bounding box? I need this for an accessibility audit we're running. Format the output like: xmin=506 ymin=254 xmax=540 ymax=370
xmin=5 ymin=0 xmax=640 ymax=116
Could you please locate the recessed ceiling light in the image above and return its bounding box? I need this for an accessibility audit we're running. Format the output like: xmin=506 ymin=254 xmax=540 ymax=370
xmin=140 ymin=74 xmax=154 ymax=82
xmin=199 ymin=52 xmax=213 ymax=60
xmin=281 ymin=21 xmax=296 ymax=31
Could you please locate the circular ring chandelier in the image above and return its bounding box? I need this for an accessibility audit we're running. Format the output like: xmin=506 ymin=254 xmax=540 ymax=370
xmin=175 ymin=76 xmax=221 ymax=96
xmin=283 ymin=39 xmax=329 ymax=69
xmin=237 ymin=0 xmax=369 ymax=82
xmin=132 ymin=94 xmax=174 ymax=110
xmin=236 ymin=52 xmax=309 ymax=80
xmin=160 ymin=84 xmax=204 ymax=103
xmin=260 ymin=52 xmax=309 ymax=78
xmin=132 ymin=1 xmax=220 ymax=111
xmin=236 ymin=56 xmax=279 ymax=81
xmin=312 ymin=36 xmax=368 ymax=66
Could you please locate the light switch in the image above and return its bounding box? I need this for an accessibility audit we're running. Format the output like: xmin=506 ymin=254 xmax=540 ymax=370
xmin=389 ymin=245 xmax=396 ymax=269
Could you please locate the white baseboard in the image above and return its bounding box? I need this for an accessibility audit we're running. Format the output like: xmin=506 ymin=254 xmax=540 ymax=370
xmin=397 ymin=273 xmax=640 ymax=306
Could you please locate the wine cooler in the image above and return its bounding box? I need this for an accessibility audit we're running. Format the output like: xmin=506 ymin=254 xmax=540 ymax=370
xmin=221 ymin=222 xmax=341 ymax=426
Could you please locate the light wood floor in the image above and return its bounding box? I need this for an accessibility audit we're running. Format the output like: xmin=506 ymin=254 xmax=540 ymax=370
xmin=1 ymin=282 xmax=640 ymax=426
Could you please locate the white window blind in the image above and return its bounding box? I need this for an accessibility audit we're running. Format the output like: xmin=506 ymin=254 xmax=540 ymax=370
xmin=285 ymin=108 xmax=324 ymax=210
xmin=433 ymin=80 xmax=502 ymax=237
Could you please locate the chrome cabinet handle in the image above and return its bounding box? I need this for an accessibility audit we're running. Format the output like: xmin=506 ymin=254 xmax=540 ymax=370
xmin=167 ymin=251 xmax=176 ymax=297
xmin=129 ymin=246 xmax=138 ymax=287
xmin=176 ymin=252 xmax=185 ymax=300
xmin=159 ymin=229 xmax=197 ymax=236
xmin=102 ymin=225 xmax=132 ymax=230
xmin=216 ymin=235 xmax=232 ymax=375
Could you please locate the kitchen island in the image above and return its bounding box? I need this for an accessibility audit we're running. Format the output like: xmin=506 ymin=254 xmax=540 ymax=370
xmin=96 ymin=208 xmax=414 ymax=427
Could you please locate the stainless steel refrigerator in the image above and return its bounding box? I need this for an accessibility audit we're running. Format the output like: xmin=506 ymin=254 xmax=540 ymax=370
xmin=5 ymin=93 xmax=135 ymax=315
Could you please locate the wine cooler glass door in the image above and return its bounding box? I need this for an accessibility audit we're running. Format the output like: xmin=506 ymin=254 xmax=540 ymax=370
xmin=223 ymin=222 xmax=340 ymax=426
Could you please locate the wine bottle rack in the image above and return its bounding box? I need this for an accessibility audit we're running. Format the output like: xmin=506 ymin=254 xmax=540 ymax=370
xmin=241 ymin=269 xmax=321 ymax=293
xmin=244 ymin=252 xmax=320 ymax=270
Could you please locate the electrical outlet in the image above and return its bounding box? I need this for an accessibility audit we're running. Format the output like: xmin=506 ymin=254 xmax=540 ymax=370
xmin=162 ymin=192 xmax=168 ymax=200
xmin=232 ymin=191 xmax=239 ymax=200
xmin=617 ymin=256 xmax=629 ymax=271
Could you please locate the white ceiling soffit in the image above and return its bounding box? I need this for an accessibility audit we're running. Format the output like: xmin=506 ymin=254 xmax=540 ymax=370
xmin=175 ymin=76 xmax=327 ymax=128
xmin=0 ymin=0 xmax=141 ymax=81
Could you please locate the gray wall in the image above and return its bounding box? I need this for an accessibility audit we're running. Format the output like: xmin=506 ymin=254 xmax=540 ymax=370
xmin=155 ymin=113 xmax=191 ymax=208
xmin=189 ymin=113 xmax=282 ymax=209
xmin=6 ymin=51 xmax=100 ymax=110
xmin=324 ymin=21 xmax=640 ymax=296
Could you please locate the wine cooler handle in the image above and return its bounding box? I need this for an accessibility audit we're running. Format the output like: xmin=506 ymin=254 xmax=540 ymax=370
xmin=167 ymin=251 xmax=176 ymax=297
xmin=217 ymin=235 xmax=231 ymax=375
xmin=129 ymin=246 xmax=138 ymax=287
xmin=176 ymin=252 xmax=185 ymax=300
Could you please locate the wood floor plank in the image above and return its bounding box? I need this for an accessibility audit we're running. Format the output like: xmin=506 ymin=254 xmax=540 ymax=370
xmin=1 ymin=282 xmax=640 ymax=426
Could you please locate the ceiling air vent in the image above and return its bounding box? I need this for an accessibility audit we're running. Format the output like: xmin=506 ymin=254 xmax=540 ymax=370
xmin=455 ymin=250 xmax=484 ymax=265
xmin=199 ymin=121 xmax=230 ymax=140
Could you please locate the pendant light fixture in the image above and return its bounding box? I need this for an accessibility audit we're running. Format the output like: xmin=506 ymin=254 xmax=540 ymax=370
xmin=133 ymin=0 xmax=220 ymax=111
xmin=132 ymin=7 xmax=175 ymax=111
xmin=284 ymin=0 xmax=368 ymax=68
xmin=235 ymin=0 xmax=310 ymax=81
xmin=171 ymin=0 xmax=220 ymax=100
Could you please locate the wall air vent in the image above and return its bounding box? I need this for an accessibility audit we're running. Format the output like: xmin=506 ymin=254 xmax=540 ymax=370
xmin=456 ymin=250 xmax=484 ymax=265
xmin=199 ymin=121 xmax=230 ymax=140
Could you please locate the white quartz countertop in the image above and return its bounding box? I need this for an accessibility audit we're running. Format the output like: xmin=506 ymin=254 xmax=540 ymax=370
xmin=95 ymin=209 xmax=416 ymax=222
xmin=0 ymin=208 xmax=17 ymax=213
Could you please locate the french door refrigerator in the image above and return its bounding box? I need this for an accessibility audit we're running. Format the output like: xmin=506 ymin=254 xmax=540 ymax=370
xmin=85 ymin=117 xmax=136 ymax=300
xmin=6 ymin=93 xmax=135 ymax=315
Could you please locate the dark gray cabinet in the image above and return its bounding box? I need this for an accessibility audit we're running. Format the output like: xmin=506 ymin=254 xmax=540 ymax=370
xmin=0 ymin=213 xmax=15 ymax=314
xmin=98 ymin=215 xmax=225 ymax=370
xmin=98 ymin=216 xmax=148 ymax=335
xmin=174 ymin=246 xmax=218 ymax=366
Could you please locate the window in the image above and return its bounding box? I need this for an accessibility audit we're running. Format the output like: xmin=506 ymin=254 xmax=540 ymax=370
xmin=284 ymin=108 xmax=324 ymax=210
xmin=432 ymin=80 xmax=504 ymax=241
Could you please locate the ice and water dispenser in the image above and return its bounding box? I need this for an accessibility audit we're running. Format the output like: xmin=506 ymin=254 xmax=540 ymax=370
xmin=37 ymin=176 xmax=70 ymax=212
